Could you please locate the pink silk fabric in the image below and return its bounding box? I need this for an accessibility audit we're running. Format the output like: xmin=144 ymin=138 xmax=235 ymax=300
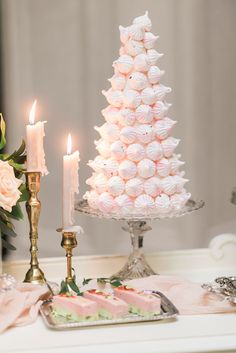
xmin=0 ymin=283 xmax=49 ymax=333
xmin=126 ymin=275 xmax=236 ymax=315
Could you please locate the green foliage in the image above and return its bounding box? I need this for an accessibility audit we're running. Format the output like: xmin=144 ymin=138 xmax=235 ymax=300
xmin=82 ymin=277 xmax=123 ymax=288
xmin=0 ymin=114 xmax=27 ymax=250
xmin=59 ymin=279 xmax=83 ymax=296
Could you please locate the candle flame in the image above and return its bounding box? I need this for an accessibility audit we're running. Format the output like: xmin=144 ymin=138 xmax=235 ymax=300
xmin=29 ymin=100 xmax=37 ymax=125
xmin=67 ymin=133 xmax=72 ymax=155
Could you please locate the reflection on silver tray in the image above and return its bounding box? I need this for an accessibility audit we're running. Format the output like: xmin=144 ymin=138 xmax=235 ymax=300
xmin=202 ymin=276 xmax=236 ymax=305
xmin=40 ymin=291 xmax=179 ymax=330
xmin=75 ymin=199 xmax=204 ymax=221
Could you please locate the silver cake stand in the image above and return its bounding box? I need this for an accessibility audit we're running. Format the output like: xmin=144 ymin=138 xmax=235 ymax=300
xmin=76 ymin=199 xmax=204 ymax=280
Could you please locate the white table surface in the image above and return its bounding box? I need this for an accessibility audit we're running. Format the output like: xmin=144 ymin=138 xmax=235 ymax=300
xmin=2 ymin=233 xmax=236 ymax=353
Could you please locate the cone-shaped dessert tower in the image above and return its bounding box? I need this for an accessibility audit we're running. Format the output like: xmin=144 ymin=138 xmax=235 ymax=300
xmin=84 ymin=12 xmax=191 ymax=215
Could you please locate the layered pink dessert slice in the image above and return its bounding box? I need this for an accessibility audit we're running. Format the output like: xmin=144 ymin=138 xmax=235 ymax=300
xmin=84 ymin=289 xmax=129 ymax=319
xmin=114 ymin=286 xmax=161 ymax=316
xmin=52 ymin=294 xmax=99 ymax=321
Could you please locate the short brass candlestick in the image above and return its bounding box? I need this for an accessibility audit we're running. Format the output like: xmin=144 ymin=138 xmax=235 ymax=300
xmin=24 ymin=172 xmax=46 ymax=284
xmin=61 ymin=231 xmax=77 ymax=283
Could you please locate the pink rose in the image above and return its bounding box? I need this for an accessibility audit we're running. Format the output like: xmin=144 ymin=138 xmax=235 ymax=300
xmin=0 ymin=160 xmax=22 ymax=212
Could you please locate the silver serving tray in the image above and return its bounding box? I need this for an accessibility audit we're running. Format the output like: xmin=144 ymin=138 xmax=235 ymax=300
xmin=40 ymin=291 xmax=179 ymax=330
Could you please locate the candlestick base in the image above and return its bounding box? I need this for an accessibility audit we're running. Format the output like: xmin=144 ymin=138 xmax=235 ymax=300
xmin=24 ymin=266 xmax=46 ymax=285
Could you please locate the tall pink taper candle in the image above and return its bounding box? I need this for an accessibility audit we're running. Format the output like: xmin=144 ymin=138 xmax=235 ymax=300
xmin=26 ymin=100 xmax=48 ymax=175
xmin=63 ymin=133 xmax=80 ymax=230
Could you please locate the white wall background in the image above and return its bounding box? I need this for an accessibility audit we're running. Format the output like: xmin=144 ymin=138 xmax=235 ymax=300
xmin=1 ymin=0 xmax=236 ymax=260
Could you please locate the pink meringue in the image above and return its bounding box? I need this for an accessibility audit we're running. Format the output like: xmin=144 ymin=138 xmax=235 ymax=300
xmin=102 ymin=89 xmax=123 ymax=107
xmin=101 ymin=158 xmax=119 ymax=177
xmin=143 ymin=32 xmax=158 ymax=49
xmin=156 ymin=158 xmax=171 ymax=177
xmin=147 ymin=66 xmax=165 ymax=84
xmin=119 ymin=26 xmax=129 ymax=44
xmin=119 ymin=160 xmax=137 ymax=179
xmin=134 ymin=194 xmax=155 ymax=211
xmin=125 ymin=39 xmax=145 ymax=56
xmin=108 ymin=73 xmax=126 ymax=90
xmin=144 ymin=177 xmax=162 ymax=197
xmin=137 ymin=158 xmax=156 ymax=178
xmin=95 ymin=140 xmax=111 ymax=158
xmin=155 ymin=194 xmax=171 ymax=213
xmin=115 ymin=55 xmax=134 ymax=74
xmin=169 ymin=154 xmax=185 ymax=174
xmin=147 ymin=49 xmax=163 ymax=65
xmin=93 ymin=173 xmax=108 ymax=194
xmin=141 ymin=87 xmax=157 ymax=105
xmin=173 ymin=175 xmax=189 ymax=193
xmin=87 ymin=156 xmax=106 ymax=172
xmin=120 ymin=126 xmax=136 ymax=144
xmin=146 ymin=141 xmax=163 ymax=161
xmin=126 ymin=143 xmax=146 ymax=162
xmin=133 ymin=11 xmax=152 ymax=31
xmin=154 ymin=118 xmax=176 ymax=140
xmin=170 ymin=192 xmax=191 ymax=211
xmin=114 ymin=194 xmax=133 ymax=212
xmin=161 ymin=137 xmax=180 ymax=158
xmin=134 ymin=54 xmax=150 ymax=72
xmin=136 ymin=124 xmax=155 ymax=144
xmin=101 ymin=106 xmax=120 ymax=124
xmin=136 ymin=104 xmax=153 ymax=123
xmin=128 ymin=24 xmax=145 ymax=41
xmin=118 ymin=108 xmax=136 ymax=126
xmin=125 ymin=177 xmax=143 ymax=197
xmin=85 ymin=190 xmax=99 ymax=209
xmin=95 ymin=123 xmax=120 ymax=142
xmin=128 ymin=72 xmax=148 ymax=91
xmin=98 ymin=192 xmax=115 ymax=213
xmin=152 ymin=84 xmax=172 ymax=100
xmin=119 ymin=46 xmax=126 ymax=56
xmin=110 ymin=141 xmax=126 ymax=160
xmin=107 ymin=176 xmax=125 ymax=196
xmin=160 ymin=176 xmax=177 ymax=196
xmin=152 ymin=101 xmax=171 ymax=119
xmin=123 ymin=89 xmax=141 ymax=109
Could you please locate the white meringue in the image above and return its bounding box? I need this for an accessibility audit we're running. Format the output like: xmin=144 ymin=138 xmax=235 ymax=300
xmin=137 ymin=158 xmax=156 ymax=178
xmin=119 ymin=160 xmax=137 ymax=179
xmin=136 ymin=104 xmax=153 ymax=123
xmin=136 ymin=124 xmax=155 ymax=144
xmin=134 ymin=194 xmax=155 ymax=211
xmin=119 ymin=25 xmax=129 ymax=44
xmin=110 ymin=141 xmax=126 ymax=160
xmin=114 ymin=194 xmax=133 ymax=212
xmin=161 ymin=137 xmax=180 ymax=158
xmin=160 ymin=176 xmax=176 ymax=195
xmin=144 ymin=177 xmax=162 ymax=197
xmin=118 ymin=108 xmax=136 ymax=126
xmin=133 ymin=11 xmax=152 ymax=31
xmin=102 ymin=89 xmax=123 ymax=107
xmin=126 ymin=143 xmax=146 ymax=162
xmin=85 ymin=190 xmax=99 ymax=209
xmin=154 ymin=118 xmax=176 ymax=140
xmin=101 ymin=106 xmax=120 ymax=124
xmin=143 ymin=32 xmax=158 ymax=49
xmin=108 ymin=73 xmax=126 ymax=90
xmin=134 ymin=54 xmax=150 ymax=72
xmin=128 ymin=24 xmax=145 ymax=41
xmin=95 ymin=140 xmax=111 ymax=158
xmin=93 ymin=173 xmax=108 ymax=194
xmin=169 ymin=154 xmax=185 ymax=174
xmin=95 ymin=123 xmax=119 ymax=142
xmin=152 ymin=101 xmax=170 ymax=119
xmin=155 ymin=194 xmax=171 ymax=213
xmin=128 ymin=72 xmax=148 ymax=91
xmin=101 ymin=158 xmax=119 ymax=177
xmin=120 ymin=126 xmax=136 ymax=144
xmin=147 ymin=66 xmax=165 ymax=84
xmin=114 ymin=55 xmax=133 ymax=74
xmin=123 ymin=89 xmax=141 ymax=108
xmin=171 ymin=192 xmax=191 ymax=211
xmin=172 ymin=175 xmax=189 ymax=193
xmin=147 ymin=49 xmax=163 ymax=65
xmin=98 ymin=192 xmax=114 ymax=213
xmin=125 ymin=177 xmax=143 ymax=197
xmin=125 ymin=39 xmax=144 ymax=56
xmin=119 ymin=46 xmax=126 ymax=56
xmin=156 ymin=158 xmax=171 ymax=177
xmin=107 ymin=176 xmax=125 ymax=196
xmin=146 ymin=141 xmax=163 ymax=161
xmin=152 ymin=84 xmax=172 ymax=100
xmin=87 ymin=156 xmax=106 ymax=172
xmin=141 ymin=87 xmax=157 ymax=105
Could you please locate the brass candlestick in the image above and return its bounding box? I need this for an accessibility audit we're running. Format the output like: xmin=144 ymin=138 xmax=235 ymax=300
xmin=24 ymin=172 xmax=46 ymax=284
xmin=60 ymin=231 xmax=78 ymax=283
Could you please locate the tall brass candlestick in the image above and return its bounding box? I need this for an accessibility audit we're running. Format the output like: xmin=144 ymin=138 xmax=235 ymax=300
xmin=24 ymin=171 xmax=46 ymax=284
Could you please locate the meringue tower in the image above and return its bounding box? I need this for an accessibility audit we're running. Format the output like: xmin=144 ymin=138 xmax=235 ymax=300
xmin=84 ymin=12 xmax=191 ymax=214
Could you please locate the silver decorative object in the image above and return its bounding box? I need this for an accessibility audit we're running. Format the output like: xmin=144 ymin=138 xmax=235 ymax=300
xmin=76 ymin=199 xmax=204 ymax=280
xmin=202 ymin=276 xmax=236 ymax=304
